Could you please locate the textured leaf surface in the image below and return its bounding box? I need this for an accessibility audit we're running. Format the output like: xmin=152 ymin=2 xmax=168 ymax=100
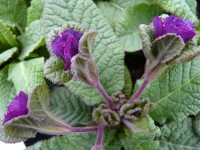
xmin=43 ymin=0 xmax=124 ymax=105
xmin=8 ymin=58 xmax=45 ymax=94
xmin=50 ymin=86 xmax=93 ymax=126
xmin=116 ymin=3 xmax=164 ymax=52
xmin=44 ymin=56 xmax=71 ymax=84
xmin=0 ymin=47 xmax=18 ymax=66
xmin=158 ymin=118 xmax=200 ymax=150
xmin=120 ymin=115 xmax=160 ymax=150
xmin=26 ymin=130 xmax=121 ymax=150
xmin=156 ymin=0 xmax=199 ymax=26
xmin=18 ymin=20 xmax=44 ymax=60
xmin=139 ymin=56 xmax=200 ymax=124
xmin=152 ymin=34 xmax=185 ymax=63
xmin=0 ymin=120 xmax=25 ymax=143
xmin=139 ymin=141 xmax=164 ymax=150
xmin=0 ymin=0 xmax=27 ymax=31
xmin=27 ymin=0 xmax=44 ymax=25
xmin=0 ymin=22 xmax=18 ymax=47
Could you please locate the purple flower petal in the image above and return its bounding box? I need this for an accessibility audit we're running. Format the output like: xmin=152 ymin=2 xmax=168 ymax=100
xmin=153 ymin=16 xmax=164 ymax=38
xmin=51 ymin=29 xmax=83 ymax=71
xmin=3 ymin=91 xmax=28 ymax=125
xmin=153 ymin=15 xmax=196 ymax=43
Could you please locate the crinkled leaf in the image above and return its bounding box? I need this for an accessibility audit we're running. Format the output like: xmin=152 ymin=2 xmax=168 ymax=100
xmin=8 ymin=58 xmax=45 ymax=94
xmin=158 ymin=118 xmax=200 ymax=149
xmin=168 ymin=46 xmax=200 ymax=65
xmin=139 ymin=24 xmax=154 ymax=61
xmin=185 ymin=0 xmax=197 ymax=15
xmin=0 ymin=47 xmax=18 ymax=66
xmin=139 ymin=141 xmax=164 ymax=150
xmin=111 ymin=0 xmax=149 ymax=8
xmin=156 ymin=0 xmax=199 ymax=26
xmin=50 ymin=86 xmax=93 ymax=126
xmin=120 ymin=115 xmax=160 ymax=150
xmin=193 ymin=112 xmax=200 ymax=136
xmin=26 ymin=130 xmax=121 ymax=150
xmin=43 ymin=0 xmax=124 ymax=105
xmin=0 ymin=120 xmax=25 ymax=143
xmin=44 ymin=56 xmax=71 ymax=84
xmin=138 ymin=56 xmax=200 ymax=124
xmin=0 ymin=22 xmax=18 ymax=47
xmin=27 ymin=0 xmax=44 ymax=25
xmin=152 ymin=33 xmax=185 ymax=63
xmin=97 ymin=1 xmax=123 ymax=30
xmin=18 ymin=20 xmax=44 ymax=60
xmin=0 ymin=0 xmax=27 ymax=32
xmin=116 ymin=3 xmax=165 ymax=52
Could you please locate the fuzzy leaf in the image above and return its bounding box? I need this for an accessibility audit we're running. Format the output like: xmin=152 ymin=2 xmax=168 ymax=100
xmin=139 ymin=141 xmax=164 ymax=150
xmin=43 ymin=0 xmax=124 ymax=105
xmin=50 ymin=86 xmax=93 ymax=126
xmin=116 ymin=3 xmax=165 ymax=52
xmin=26 ymin=130 xmax=121 ymax=150
xmin=0 ymin=22 xmax=18 ymax=47
xmin=152 ymin=33 xmax=185 ymax=63
xmin=111 ymin=0 xmax=149 ymax=8
xmin=27 ymin=0 xmax=44 ymax=25
xmin=138 ymin=56 xmax=200 ymax=124
xmin=158 ymin=118 xmax=200 ymax=149
xmin=18 ymin=20 xmax=44 ymax=60
xmin=44 ymin=56 xmax=71 ymax=84
xmin=156 ymin=0 xmax=199 ymax=26
xmin=3 ymin=84 xmax=73 ymax=139
xmin=0 ymin=47 xmax=18 ymax=66
xmin=120 ymin=115 xmax=160 ymax=150
xmin=8 ymin=58 xmax=45 ymax=94
xmin=193 ymin=112 xmax=200 ymax=136
xmin=0 ymin=0 xmax=27 ymax=32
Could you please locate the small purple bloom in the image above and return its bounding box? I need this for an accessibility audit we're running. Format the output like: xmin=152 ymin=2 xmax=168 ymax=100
xmin=3 ymin=91 xmax=28 ymax=125
xmin=51 ymin=29 xmax=82 ymax=71
xmin=153 ymin=15 xmax=196 ymax=43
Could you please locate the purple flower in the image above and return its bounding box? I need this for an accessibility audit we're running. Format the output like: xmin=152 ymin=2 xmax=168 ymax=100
xmin=153 ymin=15 xmax=196 ymax=43
xmin=51 ymin=29 xmax=82 ymax=71
xmin=3 ymin=91 xmax=28 ymax=125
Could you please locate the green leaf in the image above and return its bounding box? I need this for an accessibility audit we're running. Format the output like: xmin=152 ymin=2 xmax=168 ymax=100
xmin=50 ymin=86 xmax=93 ymax=126
xmin=116 ymin=3 xmax=165 ymax=52
xmin=26 ymin=130 xmax=121 ymax=150
xmin=193 ymin=112 xmax=200 ymax=136
xmin=18 ymin=20 xmax=45 ymax=60
xmin=8 ymin=58 xmax=45 ymax=94
xmin=185 ymin=0 xmax=197 ymax=15
xmin=27 ymin=0 xmax=44 ymax=25
xmin=122 ymin=67 xmax=132 ymax=99
xmin=155 ymin=0 xmax=199 ymax=26
xmin=0 ymin=0 xmax=27 ymax=32
xmin=43 ymin=0 xmax=124 ymax=105
xmin=44 ymin=56 xmax=71 ymax=84
xmin=139 ymin=141 xmax=164 ymax=150
xmin=138 ymin=56 xmax=200 ymax=124
xmin=97 ymin=1 xmax=123 ymax=30
xmin=0 ymin=22 xmax=18 ymax=47
xmin=120 ymin=115 xmax=160 ymax=150
xmin=158 ymin=118 xmax=200 ymax=149
xmin=0 ymin=67 xmax=16 ymax=120
xmin=0 ymin=47 xmax=18 ymax=66
xmin=111 ymin=0 xmax=149 ymax=8
xmin=152 ymin=33 xmax=185 ymax=63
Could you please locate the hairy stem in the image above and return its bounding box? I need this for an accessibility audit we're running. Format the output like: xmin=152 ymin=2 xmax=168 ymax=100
xmin=96 ymin=83 xmax=114 ymax=109
xmin=122 ymin=119 xmax=145 ymax=133
xmin=129 ymin=77 xmax=150 ymax=103
xmin=95 ymin=124 xmax=104 ymax=145
xmin=71 ymin=126 xmax=98 ymax=133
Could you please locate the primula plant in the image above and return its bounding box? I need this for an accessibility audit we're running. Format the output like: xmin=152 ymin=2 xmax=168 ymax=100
xmin=1 ymin=0 xmax=200 ymax=150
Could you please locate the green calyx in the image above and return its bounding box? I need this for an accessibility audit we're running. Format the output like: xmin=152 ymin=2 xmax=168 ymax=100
xmin=92 ymin=104 xmax=120 ymax=127
xmin=120 ymin=99 xmax=154 ymax=121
